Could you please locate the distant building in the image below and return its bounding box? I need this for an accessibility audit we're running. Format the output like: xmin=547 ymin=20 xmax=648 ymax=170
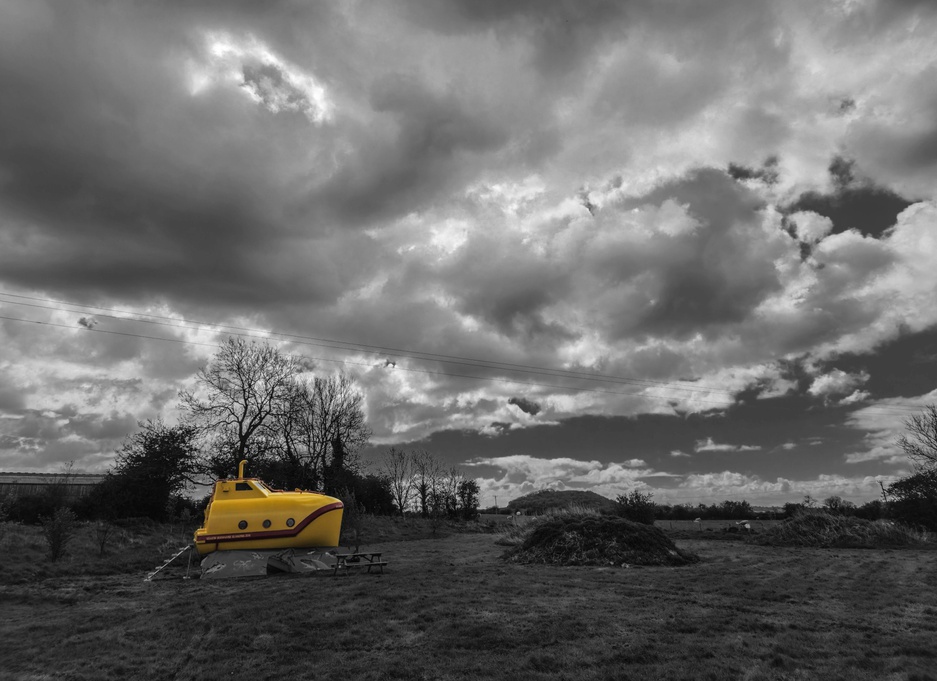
xmin=0 ymin=472 xmax=107 ymax=499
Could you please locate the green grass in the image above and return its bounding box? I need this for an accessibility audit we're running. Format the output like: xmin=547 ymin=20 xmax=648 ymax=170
xmin=2 ymin=519 xmax=937 ymax=680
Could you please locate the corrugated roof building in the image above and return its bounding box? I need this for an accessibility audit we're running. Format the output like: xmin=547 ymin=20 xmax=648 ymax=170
xmin=0 ymin=472 xmax=107 ymax=499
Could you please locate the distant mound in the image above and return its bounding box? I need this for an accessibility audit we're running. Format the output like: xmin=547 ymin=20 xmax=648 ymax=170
xmin=756 ymin=512 xmax=930 ymax=549
xmin=505 ymin=515 xmax=699 ymax=567
xmin=507 ymin=489 xmax=618 ymax=515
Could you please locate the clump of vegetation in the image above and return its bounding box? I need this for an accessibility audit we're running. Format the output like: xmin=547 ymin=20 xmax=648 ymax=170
xmin=616 ymin=490 xmax=657 ymax=525
xmin=495 ymin=505 xmax=601 ymax=546
xmin=41 ymin=507 xmax=78 ymax=562
xmin=755 ymin=511 xmax=931 ymax=548
xmin=504 ymin=514 xmax=699 ymax=567
xmin=507 ymin=489 xmax=618 ymax=515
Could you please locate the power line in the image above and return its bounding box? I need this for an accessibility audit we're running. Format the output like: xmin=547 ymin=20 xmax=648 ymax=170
xmin=1 ymin=312 xmax=926 ymax=420
xmin=0 ymin=295 xmax=929 ymax=415
xmin=0 ymin=290 xmax=736 ymax=396
xmin=0 ymin=313 xmax=741 ymax=405
xmin=8 ymin=292 xmax=927 ymax=415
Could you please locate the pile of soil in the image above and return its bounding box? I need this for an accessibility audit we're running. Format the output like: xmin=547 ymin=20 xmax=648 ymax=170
xmin=756 ymin=512 xmax=929 ymax=548
xmin=505 ymin=515 xmax=699 ymax=567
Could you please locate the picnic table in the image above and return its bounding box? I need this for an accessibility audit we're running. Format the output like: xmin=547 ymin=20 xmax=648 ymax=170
xmin=333 ymin=552 xmax=387 ymax=576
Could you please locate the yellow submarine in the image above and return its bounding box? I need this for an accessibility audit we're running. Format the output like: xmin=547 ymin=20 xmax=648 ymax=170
xmin=194 ymin=460 xmax=344 ymax=563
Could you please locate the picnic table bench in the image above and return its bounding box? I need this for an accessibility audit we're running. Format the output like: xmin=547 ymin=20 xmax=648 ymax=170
xmin=333 ymin=552 xmax=387 ymax=576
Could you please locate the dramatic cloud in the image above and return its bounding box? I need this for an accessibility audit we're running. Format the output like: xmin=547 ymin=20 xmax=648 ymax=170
xmin=0 ymin=1 xmax=935 ymax=507
xmin=189 ymin=31 xmax=334 ymax=123
xmin=508 ymin=396 xmax=541 ymax=416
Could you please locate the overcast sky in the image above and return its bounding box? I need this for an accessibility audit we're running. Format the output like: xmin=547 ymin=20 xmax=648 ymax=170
xmin=2 ymin=0 xmax=936 ymax=507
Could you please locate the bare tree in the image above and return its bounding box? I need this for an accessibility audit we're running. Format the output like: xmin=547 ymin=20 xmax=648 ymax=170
xmin=436 ymin=467 xmax=464 ymax=518
xmin=313 ymin=374 xmax=371 ymax=489
xmin=180 ymin=337 xmax=298 ymax=477
xmin=898 ymin=404 xmax=937 ymax=471
xmin=412 ymin=449 xmax=441 ymax=518
xmin=270 ymin=374 xmax=371 ymax=491
xmin=381 ymin=447 xmax=414 ymax=515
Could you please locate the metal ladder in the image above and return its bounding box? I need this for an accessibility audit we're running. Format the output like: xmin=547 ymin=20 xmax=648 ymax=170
xmin=144 ymin=545 xmax=193 ymax=582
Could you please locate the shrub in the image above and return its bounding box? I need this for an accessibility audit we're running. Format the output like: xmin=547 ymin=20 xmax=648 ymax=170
xmin=756 ymin=510 xmax=930 ymax=548
xmin=886 ymin=469 xmax=937 ymax=532
xmin=616 ymin=490 xmax=657 ymax=525
xmin=505 ymin=514 xmax=699 ymax=567
xmin=8 ymin=494 xmax=59 ymax=525
xmin=41 ymin=507 xmax=78 ymax=562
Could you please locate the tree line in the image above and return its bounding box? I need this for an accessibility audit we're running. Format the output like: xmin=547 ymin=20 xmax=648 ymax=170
xmin=2 ymin=337 xmax=480 ymax=525
xmin=3 ymin=337 xmax=934 ymax=532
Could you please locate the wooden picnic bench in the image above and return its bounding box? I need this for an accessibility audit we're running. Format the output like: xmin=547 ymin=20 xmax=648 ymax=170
xmin=333 ymin=552 xmax=387 ymax=576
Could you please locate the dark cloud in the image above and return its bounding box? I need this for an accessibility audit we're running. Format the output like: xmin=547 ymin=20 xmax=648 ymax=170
xmin=401 ymin=0 xmax=631 ymax=78
xmin=0 ymin=384 xmax=25 ymax=412
xmin=0 ymin=3 xmax=379 ymax=315
xmin=784 ymin=158 xmax=914 ymax=238
xmin=815 ymin=324 xmax=937 ymax=400
xmin=315 ymin=76 xmax=510 ymax=226
xmin=240 ymin=62 xmax=318 ymax=119
xmin=727 ymin=156 xmax=780 ymax=186
xmin=440 ymin=233 xmax=576 ymax=344
xmin=508 ymin=396 xmax=541 ymax=416
xmin=620 ymin=168 xmax=781 ymax=339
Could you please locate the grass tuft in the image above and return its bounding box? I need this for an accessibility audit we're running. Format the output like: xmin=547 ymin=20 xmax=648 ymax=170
xmin=503 ymin=514 xmax=699 ymax=567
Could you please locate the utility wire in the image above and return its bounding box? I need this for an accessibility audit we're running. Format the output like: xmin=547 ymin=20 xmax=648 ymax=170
xmin=0 ymin=312 xmax=925 ymax=419
xmin=0 ymin=290 xmax=734 ymax=395
xmin=0 ymin=313 xmax=742 ymax=405
xmin=7 ymin=292 xmax=926 ymax=413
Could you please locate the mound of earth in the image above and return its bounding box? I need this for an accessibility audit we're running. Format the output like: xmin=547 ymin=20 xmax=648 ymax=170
xmin=756 ymin=512 xmax=928 ymax=548
xmin=505 ymin=515 xmax=699 ymax=567
xmin=507 ymin=489 xmax=618 ymax=515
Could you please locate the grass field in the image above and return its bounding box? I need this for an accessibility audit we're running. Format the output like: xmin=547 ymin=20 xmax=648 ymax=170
xmin=1 ymin=520 xmax=936 ymax=681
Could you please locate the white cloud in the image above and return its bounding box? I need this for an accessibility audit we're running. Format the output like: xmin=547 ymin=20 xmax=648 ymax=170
xmin=841 ymin=390 xmax=937 ymax=465
xmin=789 ymin=210 xmax=833 ymax=243
xmin=808 ymin=369 xmax=870 ymax=398
xmin=694 ymin=437 xmax=762 ymax=453
xmin=189 ymin=31 xmax=333 ymax=123
xmin=675 ymin=470 xmax=894 ymax=506
xmin=467 ymin=454 xmax=659 ymax=504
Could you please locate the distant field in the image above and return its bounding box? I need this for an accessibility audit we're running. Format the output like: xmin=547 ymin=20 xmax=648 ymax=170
xmin=479 ymin=512 xmax=537 ymax=526
xmin=655 ymin=519 xmax=784 ymax=533
xmin=481 ymin=515 xmax=783 ymax=534
xmin=2 ymin=520 xmax=936 ymax=680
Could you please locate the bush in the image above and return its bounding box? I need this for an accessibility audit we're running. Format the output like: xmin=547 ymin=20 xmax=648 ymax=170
xmin=505 ymin=514 xmax=699 ymax=567
xmin=41 ymin=507 xmax=78 ymax=561
xmin=886 ymin=470 xmax=937 ymax=532
xmin=8 ymin=494 xmax=59 ymax=524
xmin=616 ymin=490 xmax=657 ymax=525
xmin=756 ymin=510 xmax=930 ymax=548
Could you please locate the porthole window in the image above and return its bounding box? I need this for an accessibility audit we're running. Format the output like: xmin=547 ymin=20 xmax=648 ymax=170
xmin=286 ymin=517 xmax=295 ymax=528
xmin=263 ymin=519 xmax=271 ymax=529
xmin=238 ymin=520 xmax=248 ymax=530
